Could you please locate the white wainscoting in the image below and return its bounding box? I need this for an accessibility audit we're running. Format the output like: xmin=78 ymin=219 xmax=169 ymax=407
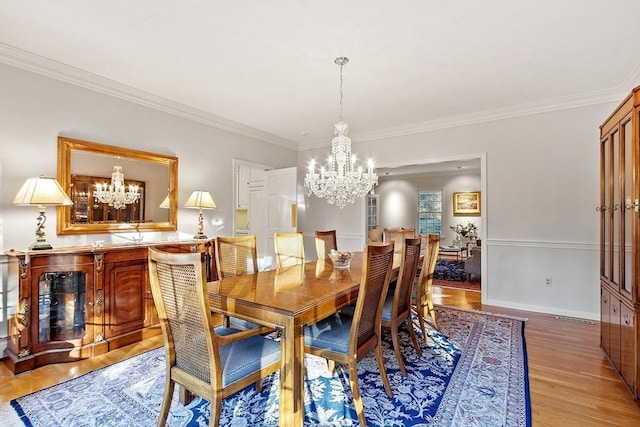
xmin=483 ymin=239 xmax=600 ymax=320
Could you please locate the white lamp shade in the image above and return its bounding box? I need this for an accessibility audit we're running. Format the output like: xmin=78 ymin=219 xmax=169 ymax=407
xmin=159 ymin=195 xmax=170 ymax=209
xmin=13 ymin=176 xmax=73 ymax=206
xmin=183 ymin=190 xmax=216 ymax=209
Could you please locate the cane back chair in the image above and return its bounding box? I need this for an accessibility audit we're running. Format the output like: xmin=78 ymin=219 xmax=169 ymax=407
xmin=303 ymin=243 xmax=395 ymax=427
xmin=148 ymin=248 xmax=281 ymax=427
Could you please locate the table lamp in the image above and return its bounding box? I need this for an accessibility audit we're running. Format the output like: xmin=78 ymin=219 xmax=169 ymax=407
xmin=13 ymin=176 xmax=73 ymax=250
xmin=183 ymin=190 xmax=216 ymax=239
xmin=159 ymin=195 xmax=170 ymax=208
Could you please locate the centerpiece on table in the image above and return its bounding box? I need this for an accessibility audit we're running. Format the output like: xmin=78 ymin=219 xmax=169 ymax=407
xmin=329 ymin=249 xmax=353 ymax=269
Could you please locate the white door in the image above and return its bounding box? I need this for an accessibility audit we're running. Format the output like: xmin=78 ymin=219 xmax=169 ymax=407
xmin=249 ymin=185 xmax=268 ymax=263
xmin=265 ymin=167 xmax=298 ymax=267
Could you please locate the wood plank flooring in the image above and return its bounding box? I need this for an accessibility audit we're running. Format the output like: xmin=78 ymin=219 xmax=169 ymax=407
xmin=1 ymin=286 xmax=639 ymax=426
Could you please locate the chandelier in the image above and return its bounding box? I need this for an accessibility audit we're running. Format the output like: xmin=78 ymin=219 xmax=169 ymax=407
xmin=94 ymin=164 xmax=140 ymax=209
xmin=304 ymin=57 xmax=378 ymax=209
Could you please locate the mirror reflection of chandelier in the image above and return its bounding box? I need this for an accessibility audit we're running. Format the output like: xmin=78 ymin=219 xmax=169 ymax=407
xmin=304 ymin=57 xmax=378 ymax=209
xmin=94 ymin=164 xmax=140 ymax=209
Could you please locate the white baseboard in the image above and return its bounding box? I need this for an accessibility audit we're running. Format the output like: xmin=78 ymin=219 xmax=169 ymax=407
xmin=483 ymin=297 xmax=599 ymax=321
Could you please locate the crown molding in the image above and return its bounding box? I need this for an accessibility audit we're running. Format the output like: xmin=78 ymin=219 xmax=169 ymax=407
xmin=0 ymin=42 xmax=298 ymax=151
xmin=621 ymin=62 xmax=640 ymax=92
xmin=299 ymin=64 xmax=640 ymax=150
xmin=2 ymin=42 xmax=637 ymax=153
xmin=350 ymin=89 xmax=625 ymax=143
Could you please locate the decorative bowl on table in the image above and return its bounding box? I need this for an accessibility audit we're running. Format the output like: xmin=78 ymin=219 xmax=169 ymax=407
xmin=329 ymin=249 xmax=352 ymax=269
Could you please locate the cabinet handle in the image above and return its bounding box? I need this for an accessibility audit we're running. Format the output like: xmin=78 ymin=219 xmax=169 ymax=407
xmin=624 ymin=198 xmax=635 ymax=211
xmin=95 ymin=292 xmax=104 ymax=317
xmin=613 ymin=204 xmax=620 ymax=211
xmin=596 ymin=206 xmax=609 ymax=212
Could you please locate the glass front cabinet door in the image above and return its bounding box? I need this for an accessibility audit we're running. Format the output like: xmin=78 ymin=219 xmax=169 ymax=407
xmin=30 ymin=254 xmax=95 ymax=358
xmin=5 ymin=252 xmax=96 ymax=373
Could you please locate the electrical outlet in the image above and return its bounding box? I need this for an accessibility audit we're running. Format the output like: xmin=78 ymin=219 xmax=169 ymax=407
xmin=545 ymin=278 xmax=552 ymax=287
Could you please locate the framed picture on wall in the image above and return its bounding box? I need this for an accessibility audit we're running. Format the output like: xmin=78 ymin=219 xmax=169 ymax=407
xmin=453 ymin=191 xmax=481 ymax=216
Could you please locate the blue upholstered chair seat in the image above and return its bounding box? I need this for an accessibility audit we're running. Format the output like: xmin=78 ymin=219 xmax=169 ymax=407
xmin=304 ymin=313 xmax=352 ymax=355
xmin=215 ymin=327 xmax=281 ymax=387
xmin=381 ymin=295 xmax=394 ymax=322
xmin=229 ymin=316 xmax=263 ymax=330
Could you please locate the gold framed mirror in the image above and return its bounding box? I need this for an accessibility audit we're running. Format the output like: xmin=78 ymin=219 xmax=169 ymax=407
xmin=57 ymin=136 xmax=178 ymax=235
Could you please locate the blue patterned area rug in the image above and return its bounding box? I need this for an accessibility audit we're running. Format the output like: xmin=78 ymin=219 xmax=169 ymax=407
xmin=4 ymin=306 xmax=530 ymax=426
xmin=434 ymin=259 xmax=469 ymax=282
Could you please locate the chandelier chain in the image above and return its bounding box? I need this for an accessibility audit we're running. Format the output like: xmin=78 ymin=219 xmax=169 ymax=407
xmin=304 ymin=56 xmax=378 ymax=209
xmin=339 ymin=61 xmax=344 ymax=123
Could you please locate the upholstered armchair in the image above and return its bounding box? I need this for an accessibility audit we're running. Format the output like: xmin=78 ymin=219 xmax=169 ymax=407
xmin=464 ymin=246 xmax=481 ymax=280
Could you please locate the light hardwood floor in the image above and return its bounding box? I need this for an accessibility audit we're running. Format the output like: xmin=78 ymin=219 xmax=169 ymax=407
xmin=1 ymin=286 xmax=639 ymax=426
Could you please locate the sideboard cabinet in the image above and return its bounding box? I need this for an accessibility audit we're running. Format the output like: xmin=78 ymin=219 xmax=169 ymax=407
xmin=4 ymin=240 xmax=216 ymax=374
xmin=599 ymin=85 xmax=640 ymax=398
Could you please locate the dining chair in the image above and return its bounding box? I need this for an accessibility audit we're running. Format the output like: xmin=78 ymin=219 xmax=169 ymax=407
xmin=274 ymin=232 xmax=305 ymax=268
xmin=147 ymin=248 xmax=281 ymax=427
xmin=367 ymin=227 xmax=383 ymax=243
xmin=216 ymin=235 xmax=259 ymax=278
xmin=380 ymin=236 xmax=423 ymax=376
xmin=315 ymin=229 xmax=337 ymax=260
xmin=215 ymin=235 xmax=273 ymax=334
xmin=413 ymin=233 xmax=441 ymax=341
xmin=304 ymin=242 xmax=395 ymax=427
xmin=384 ymin=227 xmax=415 ymax=252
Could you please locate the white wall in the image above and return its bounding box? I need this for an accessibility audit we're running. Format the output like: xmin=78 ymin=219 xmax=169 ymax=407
xmin=299 ymin=102 xmax=616 ymax=320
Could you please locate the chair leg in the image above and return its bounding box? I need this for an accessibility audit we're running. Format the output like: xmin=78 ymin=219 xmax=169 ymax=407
xmin=425 ymin=298 xmax=439 ymax=330
xmin=414 ymin=305 xmax=429 ymax=344
xmin=209 ymin=394 xmax=222 ymax=427
xmin=375 ymin=340 xmax=393 ymax=398
xmin=348 ymin=363 xmax=368 ymax=427
xmin=406 ymin=317 xmax=422 ymax=357
xmin=389 ymin=323 xmax=407 ymax=376
xmin=256 ymin=378 xmax=263 ymax=393
xmin=327 ymin=359 xmax=336 ymax=374
xmin=157 ymin=379 xmax=175 ymax=427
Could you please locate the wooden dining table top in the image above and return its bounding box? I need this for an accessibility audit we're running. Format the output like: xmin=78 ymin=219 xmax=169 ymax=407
xmin=207 ymin=251 xmax=404 ymax=323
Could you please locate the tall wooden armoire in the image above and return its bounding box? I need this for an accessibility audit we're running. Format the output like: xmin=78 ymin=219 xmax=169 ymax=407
xmin=599 ymin=84 xmax=640 ymax=398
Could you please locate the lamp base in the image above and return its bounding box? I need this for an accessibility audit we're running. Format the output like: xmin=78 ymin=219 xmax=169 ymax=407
xmin=193 ymin=233 xmax=208 ymax=239
xmin=30 ymin=241 xmax=52 ymax=250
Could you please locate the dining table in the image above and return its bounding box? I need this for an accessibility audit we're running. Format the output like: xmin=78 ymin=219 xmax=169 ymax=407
xmin=207 ymin=250 xmax=404 ymax=426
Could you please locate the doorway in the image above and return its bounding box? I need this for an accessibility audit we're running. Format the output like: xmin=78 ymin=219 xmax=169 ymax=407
xmin=374 ymin=153 xmax=486 ymax=298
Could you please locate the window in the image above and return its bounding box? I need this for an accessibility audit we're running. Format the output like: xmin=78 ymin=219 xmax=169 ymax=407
xmin=366 ymin=194 xmax=379 ymax=231
xmin=418 ymin=190 xmax=442 ymax=235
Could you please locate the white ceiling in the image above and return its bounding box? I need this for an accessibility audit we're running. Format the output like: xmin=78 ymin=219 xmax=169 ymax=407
xmin=0 ymin=0 xmax=639 ymax=155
